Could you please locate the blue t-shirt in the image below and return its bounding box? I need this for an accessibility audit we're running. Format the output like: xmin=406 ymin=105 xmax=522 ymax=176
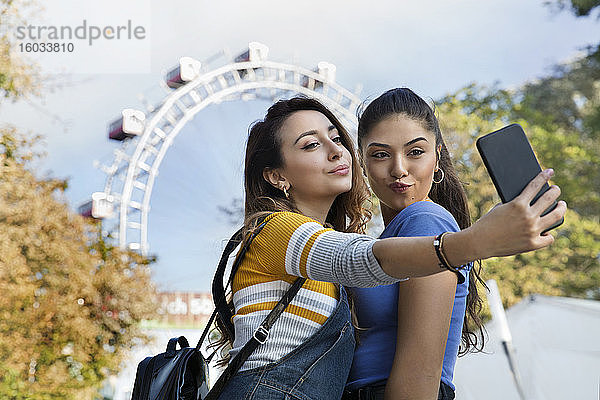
xmin=346 ymin=201 xmax=471 ymax=391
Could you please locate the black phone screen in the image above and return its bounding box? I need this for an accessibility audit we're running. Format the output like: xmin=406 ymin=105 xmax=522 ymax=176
xmin=476 ymin=123 xmax=563 ymax=232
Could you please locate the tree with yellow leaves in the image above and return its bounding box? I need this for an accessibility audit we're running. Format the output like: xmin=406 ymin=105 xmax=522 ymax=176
xmin=0 ymin=0 xmax=41 ymax=99
xmin=0 ymin=131 xmax=158 ymax=399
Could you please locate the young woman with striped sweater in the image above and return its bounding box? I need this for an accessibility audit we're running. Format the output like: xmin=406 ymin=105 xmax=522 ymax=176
xmin=212 ymin=96 xmax=565 ymax=400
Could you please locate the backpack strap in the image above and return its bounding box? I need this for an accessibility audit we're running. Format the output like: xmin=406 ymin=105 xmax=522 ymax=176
xmin=196 ymin=215 xmax=271 ymax=350
xmin=210 ymin=227 xmax=244 ymax=340
xmin=195 ymin=227 xmax=242 ymax=350
xmin=197 ymin=213 xmax=308 ymax=398
xmin=205 ymin=276 xmax=306 ymax=399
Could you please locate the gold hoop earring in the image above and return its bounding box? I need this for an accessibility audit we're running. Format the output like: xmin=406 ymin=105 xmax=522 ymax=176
xmin=433 ymin=169 xmax=445 ymax=184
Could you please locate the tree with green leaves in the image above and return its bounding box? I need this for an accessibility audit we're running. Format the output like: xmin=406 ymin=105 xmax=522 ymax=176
xmin=545 ymin=0 xmax=600 ymax=17
xmin=436 ymin=53 xmax=600 ymax=310
xmin=439 ymin=78 xmax=600 ymax=218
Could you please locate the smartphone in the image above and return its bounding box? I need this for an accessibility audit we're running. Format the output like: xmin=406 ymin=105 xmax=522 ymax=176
xmin=476 ymin=123 xmax=563 ymax=233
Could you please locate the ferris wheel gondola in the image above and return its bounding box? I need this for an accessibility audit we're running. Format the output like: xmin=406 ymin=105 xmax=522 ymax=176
xmin=108 ymin=109 xmax=146 ymax=141
xmin=165 ymin=57 xmax=203 ymax=89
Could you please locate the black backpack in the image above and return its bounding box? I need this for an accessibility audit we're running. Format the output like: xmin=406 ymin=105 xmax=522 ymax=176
xmin=130 ymin=226 xmax=244 ymax=400
xmin=130 ymin=336 xmax=209 ymax=400
xmin=130 ymin=218 xmax=305 ymax=400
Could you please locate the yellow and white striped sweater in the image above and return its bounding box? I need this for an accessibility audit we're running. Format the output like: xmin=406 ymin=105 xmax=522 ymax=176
xmin=230 ymin=211 xmax=399 ymax=370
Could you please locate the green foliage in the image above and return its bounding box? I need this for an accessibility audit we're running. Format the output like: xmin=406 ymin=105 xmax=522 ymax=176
xmin=484 ymin=209 xmax=600 ymax=309
xmin=440 ymin=63 xmax=600 ymax=218
xmin=545 ymin=0 xmax=600 ymax=17
xmin=0 ymin=130 xmax=158 ymax=399
xmin=518 ymin=46 xmax=600 ymax=139
xmin=527 ymin=124 xmax=600 ymax=216
xmin=436 ymin=51 xmax=600 ymax=310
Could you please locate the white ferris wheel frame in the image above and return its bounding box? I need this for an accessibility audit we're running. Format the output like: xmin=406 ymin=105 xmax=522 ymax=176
xmin=101 ymin=59 xmax=362 ymax=255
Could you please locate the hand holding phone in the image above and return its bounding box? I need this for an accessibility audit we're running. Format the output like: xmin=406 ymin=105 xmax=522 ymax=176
xmin=476 ymin=123 xmax=564 ymax=233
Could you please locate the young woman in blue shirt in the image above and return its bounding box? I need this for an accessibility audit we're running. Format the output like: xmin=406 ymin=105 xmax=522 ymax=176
xmin=345 ymin=88 xmax=493 ymax=399
xmin=210 ymin=96 xmax=565 ymax=399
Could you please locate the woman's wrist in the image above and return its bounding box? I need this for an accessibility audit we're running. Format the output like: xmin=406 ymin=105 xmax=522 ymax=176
xmin=433 ymin=233 xmax=466 ymax=284
xmin=442 ymin=228 xmax=481 ymax=266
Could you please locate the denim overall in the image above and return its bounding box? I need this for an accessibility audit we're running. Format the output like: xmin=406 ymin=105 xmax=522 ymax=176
xmin=217 ymin=287 xmax=355 ymax=400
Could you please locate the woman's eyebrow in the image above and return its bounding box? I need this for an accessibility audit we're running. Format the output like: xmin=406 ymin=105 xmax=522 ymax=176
xmin=293 ymin=125 xmax=337 ymax=145
xmin=367 ymin=142 xmax=391 ymax=149
xmin=367 ymin=137 xmax=428 ymax=149
xmin=405 ymin=137 xmax=428 ymax=146
xmin=294 ymin=130 xmax=318 ymax=145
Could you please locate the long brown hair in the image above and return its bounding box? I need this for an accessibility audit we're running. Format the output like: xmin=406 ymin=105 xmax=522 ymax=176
xmin=243 ymin=96 xmax=371 ymax=236
xmin=211 ymin=96 xmax=371 ymax=364
xmin=357 ymin=87 xmax=486 ymax=355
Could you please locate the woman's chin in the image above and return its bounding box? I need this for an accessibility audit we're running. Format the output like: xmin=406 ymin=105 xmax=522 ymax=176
xmin=340 ymin=183 xmax=353 ymax=195
xmin=384 ymin=198 xmax=411 ymax=213
xmin=331 ymin=186 xmax=352 ymax=199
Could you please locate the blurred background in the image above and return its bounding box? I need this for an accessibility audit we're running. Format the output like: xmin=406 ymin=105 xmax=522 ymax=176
xmin=1 ymin=0 xmax=598 ymax=399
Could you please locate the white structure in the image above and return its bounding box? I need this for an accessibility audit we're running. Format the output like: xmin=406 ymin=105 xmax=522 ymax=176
xmin=454 ymin=295 xmax=600 ymax=400
xmin=95 ymin=42 xmax=361 ymax=255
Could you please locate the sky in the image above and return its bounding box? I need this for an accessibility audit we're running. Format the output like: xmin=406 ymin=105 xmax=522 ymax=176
xmin=0 ymin=0 xmax=597 ymax=292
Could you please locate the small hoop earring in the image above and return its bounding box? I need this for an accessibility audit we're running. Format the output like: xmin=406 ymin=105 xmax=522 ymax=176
xmin=280 ymin=185 xmax=290 ymax=199
xmin=433 ymin=168 xmax=445 ymax=184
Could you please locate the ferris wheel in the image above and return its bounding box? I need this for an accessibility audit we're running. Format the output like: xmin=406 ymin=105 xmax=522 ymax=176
xmin=79 ymin=42 xmax=363 ymax=255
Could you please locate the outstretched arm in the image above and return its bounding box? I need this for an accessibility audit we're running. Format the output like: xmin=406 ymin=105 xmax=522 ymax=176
xmin=253 ymin=170 xmax=565 ymax=286
xmin=373 ymin=169 xmax=566 ymax=280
